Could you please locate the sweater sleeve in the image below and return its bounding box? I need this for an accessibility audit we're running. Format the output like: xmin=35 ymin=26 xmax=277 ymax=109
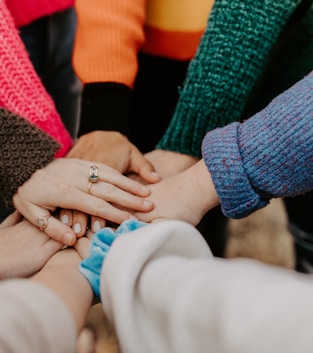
xmin=157 ymin=0 xmax=304 ymax=157
xmin=100 ymin=220 xmax=313 ymax=353
xmin=0 ymin=0 xmax=72 ymax=157
xmin=100 ymin=220 xmax=213 ymax=353
xmin=201 ymin=71 xmax=313 ymax=219
xmin=73 ymin=0 xmax=146 ymax=136
xmin=0 ymin=109 xmax=60 ymax=207
xmin=0 ymin=279 xmax=76 ymax=353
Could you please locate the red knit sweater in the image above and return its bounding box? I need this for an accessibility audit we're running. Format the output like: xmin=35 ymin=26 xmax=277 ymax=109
xmin=0 ymin=0 xmax=72 ymax=157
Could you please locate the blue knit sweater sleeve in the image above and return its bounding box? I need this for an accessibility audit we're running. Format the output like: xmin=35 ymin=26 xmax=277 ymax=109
xmin=202 ymin=71 xmax=313 ymax=219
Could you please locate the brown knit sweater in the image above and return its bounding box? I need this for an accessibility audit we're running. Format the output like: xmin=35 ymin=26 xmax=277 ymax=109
xmin=0 ymin=108 xmax=60 ymax=207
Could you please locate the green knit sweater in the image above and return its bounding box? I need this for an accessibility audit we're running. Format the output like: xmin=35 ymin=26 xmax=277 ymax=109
xmin=157 ymin=0 xmax=313 ymax=157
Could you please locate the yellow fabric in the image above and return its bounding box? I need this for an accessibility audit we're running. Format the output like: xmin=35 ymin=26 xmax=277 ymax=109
xmin=146 ymin=0 xmax=214 ymax=31
xmin=73 ymin=0 xmax=214 ymax=87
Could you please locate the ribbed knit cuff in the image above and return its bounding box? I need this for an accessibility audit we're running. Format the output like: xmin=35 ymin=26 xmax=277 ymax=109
xmin=78 ymin=82 xmax=131 ymax=137
xmin=156 ymin=103 xmax=205 ymax=158
xmin=202 ymin=71 xmax=313 ymax=219
xmin=0 ymin=109 xmax=60 ymax=207
xmin=202 ymin=123 xmax=268 ymax=219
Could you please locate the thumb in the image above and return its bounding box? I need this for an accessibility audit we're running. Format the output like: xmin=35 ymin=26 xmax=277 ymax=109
xmin=130 ymin=150 xmax=160 ymax=184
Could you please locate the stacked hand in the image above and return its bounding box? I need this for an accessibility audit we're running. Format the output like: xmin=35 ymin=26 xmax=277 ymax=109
xmin=134 ymin=160 xmax=220 ymax=225
xmin=0 ymin=211 xmax=62 ymax=279
xmin=13 ymin=158 xmax=154 ymax=246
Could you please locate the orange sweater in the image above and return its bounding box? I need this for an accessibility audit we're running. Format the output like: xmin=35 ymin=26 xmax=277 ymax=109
xmin=73 ymin=0 xmax=214 ymax=87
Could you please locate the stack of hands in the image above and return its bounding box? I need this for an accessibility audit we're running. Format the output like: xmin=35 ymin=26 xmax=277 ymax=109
xmin=1 ymin=130 xmax=219 ymax=284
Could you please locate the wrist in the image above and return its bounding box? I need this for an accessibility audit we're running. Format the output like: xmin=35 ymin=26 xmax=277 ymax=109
xmin=190 ymin=160 xmax=220 ymax=213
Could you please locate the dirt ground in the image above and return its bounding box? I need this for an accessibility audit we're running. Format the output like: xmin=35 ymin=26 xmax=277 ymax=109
xmin=77 ymin=197 xmax=295 ymax=353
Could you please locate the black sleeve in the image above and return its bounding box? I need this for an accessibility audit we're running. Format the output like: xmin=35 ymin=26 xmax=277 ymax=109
xmin=77 ymin=82 xmax=132 ymax=137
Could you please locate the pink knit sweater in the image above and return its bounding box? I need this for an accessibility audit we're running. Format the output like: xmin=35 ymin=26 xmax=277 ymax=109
xmin=0 ymin=0 xmax=73 ymax=157
xmin=6 ymin=0 xmax=74 ymax=27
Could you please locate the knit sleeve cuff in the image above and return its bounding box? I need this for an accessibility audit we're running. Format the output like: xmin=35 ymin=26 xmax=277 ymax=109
xmin=201 ymin=122 xmax=268 ymax=219
xmin=0 ymin=109 xmax=60 ymax=207
xmin=156 ymin=102 xmax=205 ymax=158
xmin=77 ymin=82 xmax=131 ymax=137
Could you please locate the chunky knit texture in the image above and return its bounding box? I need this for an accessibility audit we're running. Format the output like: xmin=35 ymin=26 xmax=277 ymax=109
xmin=202 ymin=71 xmax=313 ymax=219
xmin=157 ymin=0 xmax=313 ymax=157
xmin=0 ymin=0 xmax=73 ymax=157
xmin=0 ymin=109 xmax=60 ymax=207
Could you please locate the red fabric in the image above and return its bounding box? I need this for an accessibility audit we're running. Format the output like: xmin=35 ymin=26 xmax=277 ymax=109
xmin=0 ymin=0 xmax=73 ymax=157
xmin=142 ymin=25 xmax=203 ymax=60
xmin=5 ymin=0 xmax=74 ymax=27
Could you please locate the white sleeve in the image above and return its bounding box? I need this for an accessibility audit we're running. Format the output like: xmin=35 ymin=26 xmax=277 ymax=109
xmin=100 ymin=220 xmax=313 ymax=353
xmin=0 ymin=279 xmax=76 ymax=353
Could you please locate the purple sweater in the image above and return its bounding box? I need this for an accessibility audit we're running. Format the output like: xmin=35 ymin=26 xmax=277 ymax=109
xmin=202 ymin=71 xmax=313 ymax=219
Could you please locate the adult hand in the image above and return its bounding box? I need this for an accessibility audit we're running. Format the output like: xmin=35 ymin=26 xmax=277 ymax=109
xmin=144 ymin=149 xmax=199 ymax=178
xmin=135 ymin=160 xmax=220 ymax=225
xmin=66 ymin=131 xmax=160 ymax=233
xmin=33 ymin=246 xmax=94 ymax=333
xmin=0 ymin=211 xmax=63 ymax=279
xmin=12 ymin=158 xmax=154 ymax=246
xmin=67 ymin=131 xmax=160 ymax=184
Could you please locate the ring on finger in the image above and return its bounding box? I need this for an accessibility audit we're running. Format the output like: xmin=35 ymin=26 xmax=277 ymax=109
xmin=37 ymin=214 xmax=51 ymax=232
xmin=88 ymin=181 xmax=94 ymax=194
xmin=88 ymin=165 xmax=99 ymax=183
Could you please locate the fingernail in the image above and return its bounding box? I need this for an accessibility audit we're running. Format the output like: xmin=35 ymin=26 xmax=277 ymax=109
xmin=73 ymin=223 xmax=81 ymax=234
xmin=151 ymin=171 xmax=160 ymax=179
xmin=141 ymin=185 xmax=150 ymax=193
xmin=143 ymin=200 xmax=153 ymax=208
xmin=63 ymin=232 xmax=75 ymax=245
xmin=61 ymin=214 xmax=69 ymax=224
xmin=93 ymin=220 xmax=101 ymax=232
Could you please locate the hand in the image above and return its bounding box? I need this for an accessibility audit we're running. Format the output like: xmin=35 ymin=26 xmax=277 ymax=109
xmin=13 ymin=158 xmax=154 ymax=246
xmin=144 ymin=149 xmax=199 ymax=178
xmin=33 ymin=246 xmax=93 ymax=333
xmin=67 ymin=131 xmax=160 ymax=184
xmin=0 ymin=211 xmax=63 ymax=279
xmin=135 ymin=160 xmax=220 ymax=225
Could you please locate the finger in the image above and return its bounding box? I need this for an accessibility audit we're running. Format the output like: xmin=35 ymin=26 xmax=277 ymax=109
xmin=90 ymin=215 xmax=106 ymax=233
xmin=66 ymin=159 xmax=151 ymax=196
xmin=72 ymin=210 xmax=88 ymax=238
xmin=58 ymin=189 xmax=140 ymax=225
xmin=29 ymin=206 xmax=77 ymax=246
xmin=0 ymin=210 xmax=22 ymax=228
xmin=59 ymin=209 xmax=73 ymax=227
xmin=89 ymin=182 xmax=154 ymax=212
xmin=86 ymin=229 xmax=95 ymax=240
xmin=74 ymin=236 xmax=91 ymax=259
xmin=129 ymin=150 xmax=161 ymax=184
xmin=43 ymin=215 xmax=78 ymax=246
xmin=96 ymin=165 xmax=151 ymax=197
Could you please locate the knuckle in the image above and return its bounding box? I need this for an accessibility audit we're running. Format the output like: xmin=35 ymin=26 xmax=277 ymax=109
xmin=93 ymin=199 xmax=110 ymax=215
xmin=103 ymin=183 xmax=116 ymax=197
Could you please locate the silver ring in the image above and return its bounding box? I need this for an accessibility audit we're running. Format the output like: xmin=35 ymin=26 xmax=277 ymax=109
xmin=88 ymin=165 xmax=99 ymax=183
xmin=38 ymin=214 xmax=51 ymax=232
